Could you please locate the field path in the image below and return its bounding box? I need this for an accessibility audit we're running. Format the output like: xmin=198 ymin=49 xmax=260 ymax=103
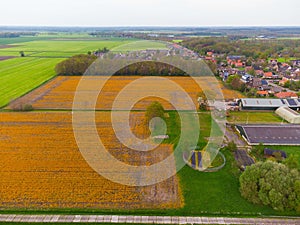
xmin=0 ymin=214 xmax=298 ymax=224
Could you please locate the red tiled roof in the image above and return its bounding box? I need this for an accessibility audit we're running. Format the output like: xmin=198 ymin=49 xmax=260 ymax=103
xmin=257 ymin=91 xmax=268 ymax=95
xmin=275 ymin=92 xmax=298 ymax=98
xmin=235 ymin=62 xmax=244 ymax=67
xmin=264 ymin=72 xmax=273 ymax=78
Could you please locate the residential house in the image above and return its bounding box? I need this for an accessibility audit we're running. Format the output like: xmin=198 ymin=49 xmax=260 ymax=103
xmin=241 ymin=74 xmax=253 ymax=83
xmin=257 ymin=90 xmax=269 ymax=97
xmin=250 ymin=78 xmax=269 ymax=90
xmin=263 ymin=72 xmax=273 ymax=79
xmin=275 ymin=92 xmax=298 ymax=99
xmin=279 ymin=77 xmax=290 ymax=86
xmin=291 ymin=60 xmax=300 ymax=67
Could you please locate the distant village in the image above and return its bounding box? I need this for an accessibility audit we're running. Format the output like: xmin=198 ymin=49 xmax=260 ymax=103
xmin=205 ymin=51 xmax=300 ymax=99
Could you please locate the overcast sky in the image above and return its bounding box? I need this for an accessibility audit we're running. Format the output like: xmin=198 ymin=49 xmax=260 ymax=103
xmin=1 ymin=0 xmax=299 ymax=27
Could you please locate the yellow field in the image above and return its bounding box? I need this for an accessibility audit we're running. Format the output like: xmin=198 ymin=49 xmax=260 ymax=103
xmin=0 ymin=112 xmax=182 ymax=209
xmin=9 ymin=76 xmax=243 ymax=111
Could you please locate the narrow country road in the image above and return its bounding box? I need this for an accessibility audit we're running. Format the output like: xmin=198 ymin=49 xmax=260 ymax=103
xmin=0 ymin=214 xmax=299 ymax=224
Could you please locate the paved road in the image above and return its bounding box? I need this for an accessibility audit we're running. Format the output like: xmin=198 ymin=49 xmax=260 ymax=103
xmin=268 ymin=82 xmax=297 ymax=94
xmin=0 ymin=214 xmax=299 ymax=224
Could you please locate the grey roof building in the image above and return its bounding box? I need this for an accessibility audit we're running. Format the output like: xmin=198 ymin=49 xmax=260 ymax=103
xmin=238 ymin=98 xmax=300 ymax=110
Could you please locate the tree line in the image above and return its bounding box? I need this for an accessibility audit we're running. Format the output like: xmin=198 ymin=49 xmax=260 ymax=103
xmin=55 ymin=54 xmax=97 ymax=76
xmin=181 ymin=37 xmax=300 ymax=59
xmin=55 ymin=54 xmax=187 ymax=76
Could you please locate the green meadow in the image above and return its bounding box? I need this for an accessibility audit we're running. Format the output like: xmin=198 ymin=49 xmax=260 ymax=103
xmin=0 ymin=37 xmax=143 ymax=108
xmin=0 ymin=57 xmax=64 ymax=107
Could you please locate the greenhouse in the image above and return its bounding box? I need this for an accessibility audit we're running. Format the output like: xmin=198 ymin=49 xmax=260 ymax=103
xmin=275 ymin=107 xmax=300 ymax=124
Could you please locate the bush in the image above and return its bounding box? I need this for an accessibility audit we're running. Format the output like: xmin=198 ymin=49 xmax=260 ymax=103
xmin=10 ymin=102 xmax=33 ymax=111
xmin=239 ymin=161 xmax=300 ymax=212
xmin=23 ymin=104 xmax=33 ymax=111
xmin=227 ymin=141 xmax=237 ymax=152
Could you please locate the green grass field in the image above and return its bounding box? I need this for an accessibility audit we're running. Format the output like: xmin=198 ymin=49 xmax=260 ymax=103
xmin=0 ymin=57 xmax=64 ymax=107
xmin=0 ymin=36 xmax=51 ymax=45
xmin=268 ymin=57 xmax=297 ymax=63
xmin=111 ymin=40 xmax=168 ymax=52
xmin=167 ymin=112 xmax=292 ymax=217
xmin=227 ymin=111 xmax=284 ymax=124
xmin=0 ymin=37 xmax=139 ymax=108
xmin=265 ymin=146 xmax=300 ymax=164
xmin=3 ymin=40 xmax=131 ymax=54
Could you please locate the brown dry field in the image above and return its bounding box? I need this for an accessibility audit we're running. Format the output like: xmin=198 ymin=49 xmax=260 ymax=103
xmin=0 ymin=111 xmax=182 ymax=209
xmin=9 ymin=76 xmax=244 ymax=110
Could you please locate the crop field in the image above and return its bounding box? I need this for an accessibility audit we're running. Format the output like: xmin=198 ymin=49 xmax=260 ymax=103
xmin=0 ymin=112 xmax=181 ymax=209
xmin=10 ymin=76 xmax=200 ymax=110
xmin=0 ymin=57 xmax=66 ymax=108
xmin=0 ymin=57 xmax=64 ymax=106
xmin=0 ymin=40 xmax=167 ymax=58
xmin=7 ymin=40 xmax=132 ymax=52
xmin=10 ymin=76 xmax=243 ymax=110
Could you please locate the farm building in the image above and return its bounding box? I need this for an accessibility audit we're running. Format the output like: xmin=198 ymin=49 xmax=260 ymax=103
xmin=275 ymin=107 xmax=300 ymax=124
xmin=238 ymin=98 xmax=300 ymax=111
xmin=236 ymin=124 xmax=300 ymax=146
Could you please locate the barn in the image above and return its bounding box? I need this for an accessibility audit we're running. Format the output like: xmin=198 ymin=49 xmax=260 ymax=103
xmin=236 ymin=124 xmax=300 ymax=145
xmin=238 ymin=98 xmax=300 ymax=111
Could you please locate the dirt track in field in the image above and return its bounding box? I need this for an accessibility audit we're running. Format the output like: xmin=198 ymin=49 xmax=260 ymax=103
xmin=0 ymin=56 xmax=15 ymax=61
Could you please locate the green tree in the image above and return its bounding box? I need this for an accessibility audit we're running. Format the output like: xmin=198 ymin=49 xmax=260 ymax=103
xmin=228 ymin=75 xmax=246 ymax=92
xmin=19 ymin=51 xmax=25 ymax=57
xmin=284 ymin=154 xmax=300 ymax=170
xmin=227 ymin=141 xmax=237 ymax=152
xmin=145 ymin=102 xmax=165 ymax=124
xmin=248 ymin=68 xmax=256 ymax=76
xmin=240 ymin=161 xmax=300 ymax=212
xmin=145 ymin=102 xmax=166 ymax=136
xmin=55 ymin=54 xmax=97 ymax=76
xmin=251 ymin=142 xmax=264 ymax=156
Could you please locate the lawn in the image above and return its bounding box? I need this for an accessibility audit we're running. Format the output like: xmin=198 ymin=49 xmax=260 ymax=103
xmin=265 ymin=146 xmax=300 ymax=164
xmin=0 ymin=57 xmax=64 ymax=107
xmin=227 ymin=111 xmax=284 ymax=124
xmin=164 ymin=112 xmax=296 ymax=217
